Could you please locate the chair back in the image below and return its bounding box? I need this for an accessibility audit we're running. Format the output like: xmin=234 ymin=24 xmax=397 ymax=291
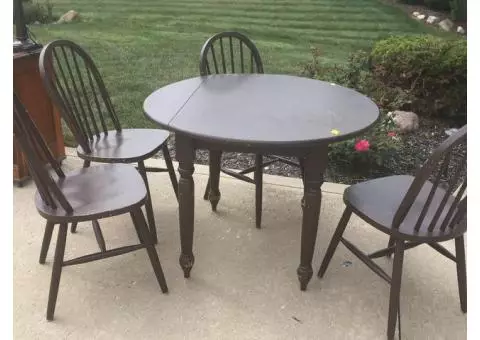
xmin=199 ymin=31 xmax=264 ymax=76
xmin=39 ymin=39 xmax=122 ymax=154
xmin=13 ymin=93 xmax=72 ymax=213
xmin=393 ymin=125 xmax=467 ymax=234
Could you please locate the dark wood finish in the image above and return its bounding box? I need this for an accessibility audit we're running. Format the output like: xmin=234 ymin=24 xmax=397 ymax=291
xmin=176 ymin=135 xmax=196 ymax=278
xmin=138 ymin=160 xmax=157 ymax=242
xmin=207 ymin=150 xmax=222 ymax=211
xmin=388 ymin=241 xmax=405 ymax=340
xmin=144 ymin=75 xmax=379 ymax=146
xmin=131 ymin=207 xmax=169 ymax=293
xmin=162 ymin=144 xmax=179 ymax=199
xmin=199 ymin=32 xmax=303 ymax=228
xmin=144 ymin=74 xmax=379 ymax=290
xmin=317 ymin=126 xmax=467 ymax=339
xmin=199 ymin=32 xmax=265 ymax=227
xmin=92 ymin=220 xmax=107 ymax=252
xmin=47 ymin=223 xmax=67 ymax=321
xmin=13 ymin=48 xmax=65 ymax=185
xmin=39 ymin=221 xmax=55 ymax=264
xmin=318 ymin=208 xmax=352 ymax=279
xmin=297 ymin=147 xmax=328 ymax=290
xmin=254 ymin=154 xmax=263 ymax=229
xmin=455 ymin=235 xmax=467 ymax=313
xmin=14 ymin=94 xmax=168 ymax=320
xmin=38 ymin=40 xmax=178 ymax=241
xmin=199 ymin=32 xmax=264 ymax=76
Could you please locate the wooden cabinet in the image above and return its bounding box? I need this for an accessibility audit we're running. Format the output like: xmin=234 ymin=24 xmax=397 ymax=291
xmin=13 ymin=47 xmax=65 ymax=186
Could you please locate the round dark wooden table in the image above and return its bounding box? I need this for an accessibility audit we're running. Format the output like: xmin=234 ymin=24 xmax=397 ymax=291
xmin=144 ymin=74 xmax=379 ymax=290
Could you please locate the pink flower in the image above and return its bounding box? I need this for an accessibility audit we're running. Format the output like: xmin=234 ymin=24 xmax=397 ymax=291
xmin=355 ymin=139 xmax=370 ymax=152
xmin=388 ymin=131 xmax=397 ymax=137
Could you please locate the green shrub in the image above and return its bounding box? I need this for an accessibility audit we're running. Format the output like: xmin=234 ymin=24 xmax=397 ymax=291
xmin=424 ymin=0 xmax=451 ymax=11
xmin=450 ymin=0 xmax=467 ymax=21
xmin=301 ymin=35 xmax=466 ymax=169
xmin=20 ymin=0 xmax=56 ymax=24
xmin=302 ymin=48 xmax=372 ymax=92
xmin=399 ymin=0 xmax=424 ymax=4
xmin=370 ymin=35 xmax=466 ymax=119
xmin=302 ymin=49 xmax=402 ymax=169
xmin=302 ymin=47 xmax=416 ymax=114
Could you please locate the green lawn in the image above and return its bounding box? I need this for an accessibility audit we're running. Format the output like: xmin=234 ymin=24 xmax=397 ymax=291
xmin=32 ymin=0 xmax=434 ymax=129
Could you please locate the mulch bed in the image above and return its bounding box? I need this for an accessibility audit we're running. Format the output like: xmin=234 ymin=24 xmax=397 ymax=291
xmin=158 ymin=117 xmax=466 ymax=185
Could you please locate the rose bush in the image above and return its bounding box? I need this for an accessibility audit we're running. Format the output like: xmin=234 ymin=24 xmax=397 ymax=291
xmin=328 ymin=115 xmax=401 ymax=169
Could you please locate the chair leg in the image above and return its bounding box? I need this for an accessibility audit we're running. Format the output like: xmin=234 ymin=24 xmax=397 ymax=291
xmin=131 ymin=208 xmax=168 ymax=293
xmin=455 ymin=235 xmax=467 ymax=313
xmin=318 ymin=207 xmax=352 ymax=278
xmin=387 ymin=240 xmax=405 ymax=340
xmin=70 ymin=160 xmax=91 ymax=234
xmin=203 ymin=150 xmax=213 ymax=201
xmin=46 ymin=223 xmax=68 ymax=321
xmin=70 ymin=222 xmax=78 ymax=233
xmin=254 ymin=154 xmax=263 ymax=229
xmin=386 ymin=237 xmax=395 ymax=257
xmin=162 ymin=144 xmax=179 ymax=200
xmin=137 ymin=160 xmax=158 ymax=244
xmin=39 ymin=221 xmax=55 ymax=264
xmin=207 ymin=150 xmax=222 ymax=211
xmin=92 ymin=220 xmax=107 ymax=252
xmin=203 ymin=179 xmax=211 ymax=200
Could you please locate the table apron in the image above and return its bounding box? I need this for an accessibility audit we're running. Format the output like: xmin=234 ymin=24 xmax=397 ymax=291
xmin=188 ymin=137 xmax=329 ymax=157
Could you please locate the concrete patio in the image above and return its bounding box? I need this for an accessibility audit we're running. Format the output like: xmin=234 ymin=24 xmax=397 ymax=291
xmin=13 ymin=151 xmax=466 ymax=339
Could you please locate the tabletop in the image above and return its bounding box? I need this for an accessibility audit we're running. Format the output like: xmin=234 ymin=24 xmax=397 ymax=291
xmin=144 ymin=74 xmax=379 ymax=147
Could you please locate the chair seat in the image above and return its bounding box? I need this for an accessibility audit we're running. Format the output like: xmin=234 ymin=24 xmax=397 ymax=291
xmin=76 ymin=129 xmax=170 ymax=163
xmin=345 ymin=175 xmax=464 ymax=241
xmin=35 ymin=164 xmax=147 ymax=223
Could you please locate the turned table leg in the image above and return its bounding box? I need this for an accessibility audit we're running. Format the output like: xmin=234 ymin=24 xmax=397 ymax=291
xmin=297 ymin=146 xmax=328 ymax=291
xmin=176 ymin=135 xmax=196 ymax=278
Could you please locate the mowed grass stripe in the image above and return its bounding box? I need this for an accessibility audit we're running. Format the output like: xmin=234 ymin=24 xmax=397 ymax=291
xmin=125 ymin=12 xmax=424 ymax=35
xmin=71 ymin=5 xmax=413 ymax=21
xmin=125 ymin=11 xmax=415 ymax=26
xmin=32 ymin=0 xmax=439 ymax=130
xmin=63 ymin=0 xmax=394 ymax=11
xmin=50 ymin=0 xmax=421 ymax=21
xmin=37 ymin=19 xmax=393 ymax=53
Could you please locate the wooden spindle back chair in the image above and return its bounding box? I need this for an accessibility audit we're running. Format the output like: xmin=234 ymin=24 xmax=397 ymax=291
xmin=14 ymin=93 xmax=71 ymax=212
xmin=14 ymin=93 xmax=168 ymax=321
xmin=392 ymin=125 xmax=467 ymax=236
xmin=317 ymin=125 xmax=467 ymax=339
xmin=200 ymin=31 xmax=264 ymax=76
xmin=39 ymin=39 xmax=178 ymax=242
xmin=199 ymin=31 xmax=301 ymax=228
xmin=39 ymin=39 xmax=120 ymax=153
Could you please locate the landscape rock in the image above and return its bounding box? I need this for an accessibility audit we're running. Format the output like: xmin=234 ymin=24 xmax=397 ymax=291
xmin=426 ymin=16 xmax=438 ymax=24
xmin=412 ymin=11 xmax=420 ymax=17
xmin=57 ymin=10 xmax=79 ymax=24
xmin=445 ymin=128 xmax=459 ymax=136
xmin=457 ymin=26 xmax=465 ymax=34
xmin=390 ymin=111 xmax=420 ymax=133
xmin=416 ymin=14 xmax=426 ymax=20
xmin=439 ymin=18 xmax=454 ymax=32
